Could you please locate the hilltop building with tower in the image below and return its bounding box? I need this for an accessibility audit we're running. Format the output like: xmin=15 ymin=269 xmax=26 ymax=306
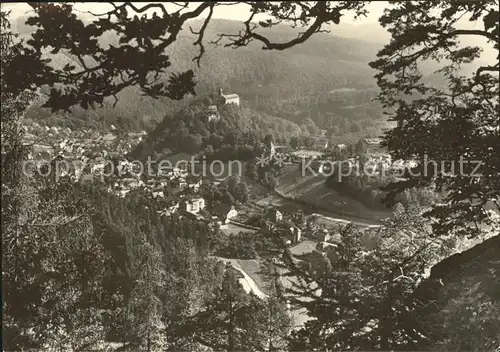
xmin=205 ymin=88 xmax=240 ymax=123
xmin=218 ymin=88 xmax=240 ymax=106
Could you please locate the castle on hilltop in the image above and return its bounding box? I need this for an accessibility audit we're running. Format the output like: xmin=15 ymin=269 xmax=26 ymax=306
xmin=218 ymin=88 xmax=240 ymax=106
xmin=205 ymin=88 xmax=240 ymax=123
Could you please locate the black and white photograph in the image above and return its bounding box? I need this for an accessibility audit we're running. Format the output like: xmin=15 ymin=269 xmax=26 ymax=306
xmin=1 ymin=1 xmax=499 ymax=351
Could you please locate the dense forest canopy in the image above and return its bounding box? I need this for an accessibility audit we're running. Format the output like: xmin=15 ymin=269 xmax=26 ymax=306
xmin=130 ymin=98 xmax=304 ymax=160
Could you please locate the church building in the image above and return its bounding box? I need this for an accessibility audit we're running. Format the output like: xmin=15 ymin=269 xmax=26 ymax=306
xmin=218 ymin=88 xmax=240 ymax=106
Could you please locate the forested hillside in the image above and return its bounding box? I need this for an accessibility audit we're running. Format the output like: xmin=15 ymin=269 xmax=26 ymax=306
xmin=131 ymin=97 xmax=303 ymax=160
xmin=15 ymin=16 xmax=383 ymax=131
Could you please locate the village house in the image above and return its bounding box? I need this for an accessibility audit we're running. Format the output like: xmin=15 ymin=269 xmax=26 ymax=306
xmin=312 ymin=229 xmax=338 ymax=243
xmin=188 ymin=179 xmax=202 ymax=193
xmin=127 ymin=131 xmax=147 ymax=138
xmin=267 ymin=208 xmax=283 ymax=223
xmin=218 ymin=88 xmax=240 ymax=106
xmin=275 ymin=145 xmax=291 ymax=154
xmin=206 ymin=105 xmax=220 ymax=122
xmin=317 ymin=232 xmax=331 ymax=243
xmin=212 ymin=204 xmax=238 ymax=224
xmin=368 ymin=153 xmax=391 ymax=164
xmin=152 ymin=190 xmax=165 ymax=199
xmin=178 ymin=177 xmax=187 ymax=189
xmin=157 ymin=202 xmax=179 ymax=216
xmin=181 ymin=210 xmax=205 ymax=221
xmin=365 ymin=154 xmax=392 ymax=174
xmin=209 ymin=217 xmax=224 ymax=230
xmin=360 ymin=137 xmax=384 ymax=154
xmin=288 ymin=225 xmax=302 ymax=244
xmin=183 ymin=197 xmax=206 ymax=214
xmin=296 ymin=249 xmax=332 ymax=277
xmin=120 ymin=177 xmax=144 ymax=190
xmin=103 ymin=133 xmax=118 ymax=145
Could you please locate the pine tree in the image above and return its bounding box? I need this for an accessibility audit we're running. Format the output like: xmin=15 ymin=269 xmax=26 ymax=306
xmin=126 ymin=240 xmax=167 ymax=351
xmin=286 ymin=205 xmax=447 ymax=350
xmin=2 ymin=10 xmax=111 ymax=350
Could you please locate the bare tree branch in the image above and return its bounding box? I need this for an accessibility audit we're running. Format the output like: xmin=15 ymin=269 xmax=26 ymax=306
xmin=14 ymin=2 xmax=369 ymax=112
xmin=190 ymin=3 xmax=215 ymax=67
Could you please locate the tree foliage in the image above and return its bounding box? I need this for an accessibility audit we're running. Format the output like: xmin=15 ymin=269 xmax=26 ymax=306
xmin=286 ymin=203 xmax=457 ymax=351
xmin=132 ymin=99 xmax=301 ymax=160
xmin=369 ymin=0 xmax=500 ymax=237
xmin=5 ymin=2 xmax=368 ymax=112
xmin=171 ymin=264 xmax=291 ymax=352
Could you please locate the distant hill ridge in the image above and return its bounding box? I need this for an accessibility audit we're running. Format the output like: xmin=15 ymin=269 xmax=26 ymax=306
xmin=9 ymin=11 xmax=492 ymax=132
xmin=13 ymin=15 xmax=383 ymax=131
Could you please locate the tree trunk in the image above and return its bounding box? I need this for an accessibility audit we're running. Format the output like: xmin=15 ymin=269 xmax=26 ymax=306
xmin=228 ymin=301 xmax=235 ymax=352
xmin=380 ymin=275 xmax=394 ymax=349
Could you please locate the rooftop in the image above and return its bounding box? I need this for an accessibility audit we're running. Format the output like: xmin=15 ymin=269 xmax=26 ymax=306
xmin=222 ymin=93 xmax=239 ymax=99
xmin=363 ymin=138 xmax=383 ymax=145
xmin=188 ymin=197 xmax=204 ymax=204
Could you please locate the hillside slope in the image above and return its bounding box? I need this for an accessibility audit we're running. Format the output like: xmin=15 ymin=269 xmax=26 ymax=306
xmin=129 ymin=97 xmax=303 ymax=160
xmin=416 ymin=234 xmax=500 ymax=350
xmin=261 ymin=164 xmax=392 ymax=222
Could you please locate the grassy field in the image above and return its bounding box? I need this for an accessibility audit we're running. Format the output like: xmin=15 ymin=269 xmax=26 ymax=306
xmin=220 ymin=223 xmax=257 ymax=236
xmin=273 ymin=165 xmax=392 ymax=223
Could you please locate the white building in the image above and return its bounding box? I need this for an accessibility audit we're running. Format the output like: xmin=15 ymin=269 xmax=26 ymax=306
xmin=188 ymin=179 xmax=202 ymax=193
xmin=184 ymin=197 xmax=206 ymax=214
xmin=219 ymin=88 xmax=240 ymax=106
xmin=206 ymin=105 xmax=220 ymax=122
xmin=213 ymin=204 xmax=238 ymax=224
xmin=360 ymin=138 xmax=384 ymax=154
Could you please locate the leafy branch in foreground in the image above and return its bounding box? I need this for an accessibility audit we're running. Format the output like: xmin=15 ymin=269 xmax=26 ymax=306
xmin=5 ymin=1 xmax=368 ymax=112
xmin=285 ymin=203 xmax=460 ymax=351
xmin=369 ymin=0 xmax=500 ymax=237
